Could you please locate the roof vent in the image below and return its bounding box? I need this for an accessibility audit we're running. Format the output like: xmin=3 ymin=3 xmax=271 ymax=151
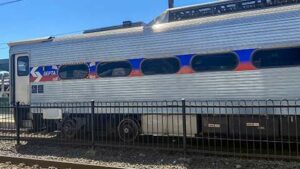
xmin=83 ymin=21 xmax=144 ymax=34
xmin=123 ymin=21 xmax=132 ymax=27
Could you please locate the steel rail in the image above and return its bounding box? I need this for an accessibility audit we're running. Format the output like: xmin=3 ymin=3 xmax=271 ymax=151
xmin=0 ymin=155 xmax=125 ymax=169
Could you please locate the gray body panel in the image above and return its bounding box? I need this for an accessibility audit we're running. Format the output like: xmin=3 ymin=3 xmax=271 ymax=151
xmin=31 ymin=68 xmax=300 ymax=102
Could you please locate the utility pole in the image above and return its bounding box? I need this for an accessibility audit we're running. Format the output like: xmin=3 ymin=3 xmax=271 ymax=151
xmin=168 ymin=0 xmax=174 ymax=8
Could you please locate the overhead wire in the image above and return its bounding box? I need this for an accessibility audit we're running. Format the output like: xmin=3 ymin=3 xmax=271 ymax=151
xmin=0 ymin=0 xmax=85 ymax=52
xmin=0 ymin=0 xmax=24 ymax=50
xmin=0 ymin=0 xmax=99 ymax=50
xmin=0 ymin=0 xmax=104 ymax=50
xmin=0 ymin=47 xmax=8 ymax=50
xmin=0 ymin=0 xmax=23 ymax=6
xmin=0 ymin=42 xmax=8 ymax=50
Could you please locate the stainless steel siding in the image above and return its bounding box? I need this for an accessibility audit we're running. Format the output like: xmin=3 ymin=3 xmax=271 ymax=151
xmin=31 ymin=67 xmax=300 ymax=102
xmin=9 ymin=5 xmax=300 ymax=102
xmin=11 ymin=5 xmax=300 ymax=66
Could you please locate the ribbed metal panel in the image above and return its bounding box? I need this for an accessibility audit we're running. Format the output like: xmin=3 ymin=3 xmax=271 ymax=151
xmin=10 ymin=5 xmax=300 ymax=65
xmin=9 ymin=4 xmax=300 ymax=103
xmin=31 ymin=67 xmax=300 ymax=102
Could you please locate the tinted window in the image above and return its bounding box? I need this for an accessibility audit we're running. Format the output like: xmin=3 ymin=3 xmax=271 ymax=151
xmin=58 ymin=64 xmax=89 ymax=80
xmin=252 ymin=47 xmax=300 ymax=69
xmin=192 ymin=53 xmax=238 ymax=72
xmin=97 ymin=61 xmax=132 ymax=77
xmin=141 ymin=57 xmax=180 ymax=75
xmin=17 ymin=56 xmax=29 ymax=76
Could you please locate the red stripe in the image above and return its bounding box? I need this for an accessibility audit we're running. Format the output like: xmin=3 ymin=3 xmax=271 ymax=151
xmin=30 ymin=76 xmax=37 ymax=82
xmin=89 ymin=73 xmax=97 ymax=79
xmin=177 ymin=66 xmax=193 ymax=74
xmin=30 ymin=64 xmax=257 ymax=83
xmin=235 ymin=63 xmax=256 ymax=71
xmin=40 ymin=75 xmax=59 ymax=82
xmin=130 ymin=70 xmax=143 ymax=77
xmin=30 ymin=75 xmax=58 ymax=82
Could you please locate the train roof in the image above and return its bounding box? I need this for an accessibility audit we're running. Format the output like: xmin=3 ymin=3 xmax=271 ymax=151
xmin=8 ymin=0 xmax=300 ymax=47
xmin=163 ymin=0 xmax=300 ymax=23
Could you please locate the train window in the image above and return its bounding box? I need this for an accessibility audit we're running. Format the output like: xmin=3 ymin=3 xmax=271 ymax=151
xmin=252 ymin=47 xmax=300 ymax=69
xmin=97 ymin=61 xmax=132 ymax=78
xmin=141 ymin=57 xmax=180 ymax=75
xmin=192 ymin=53 xmax=238 ymax=72
xmin=58 ymin=64 xmax=89 ymax=80
xmin=17 ymin=56 xmax=29 ymax=76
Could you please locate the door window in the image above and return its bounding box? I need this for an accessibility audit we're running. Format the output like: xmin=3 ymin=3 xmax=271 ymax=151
xmin=17 ymin=56 xmax=29 ymax=76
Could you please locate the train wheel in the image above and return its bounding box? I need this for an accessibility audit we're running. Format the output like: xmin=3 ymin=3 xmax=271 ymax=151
xmin=118 ymin=118 xmax=139 ymax=142
xmin=61 ymin=118 xmax=77 ymax=139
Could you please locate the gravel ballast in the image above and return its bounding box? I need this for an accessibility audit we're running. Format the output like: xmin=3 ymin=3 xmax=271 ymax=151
xmin=0 ymin=140 xmax=299 ymax=169
xmin=0 ymin=161 xmax=57 ymax=169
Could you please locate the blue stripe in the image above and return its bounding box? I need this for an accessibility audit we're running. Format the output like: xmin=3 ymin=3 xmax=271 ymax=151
xmin=176 ymin=54 xmax=193 ymax=66
xmin=129 ymin=58 xmax=143 ymax=70
xmin=234 ymin=49 xmax=255 ymax=63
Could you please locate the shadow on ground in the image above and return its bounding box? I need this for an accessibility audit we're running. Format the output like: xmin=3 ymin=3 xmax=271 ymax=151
xmin=14 ymin=141 xmax=300 ymax=169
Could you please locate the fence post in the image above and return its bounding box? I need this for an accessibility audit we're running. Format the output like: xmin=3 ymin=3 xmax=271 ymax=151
xmin=15 ymin=102 xmax=20 ymax=145
xmin=91 ymin=100 xmax=95 ymax=150
xmin=181 ymin=98 xmax=187 ymax=157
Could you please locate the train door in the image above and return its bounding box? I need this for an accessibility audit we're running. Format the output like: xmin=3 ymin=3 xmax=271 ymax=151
xmin=15 ymin=54 xmax=30 ymax=104
xmin=14 ymin=54 xmax=32 ymax=128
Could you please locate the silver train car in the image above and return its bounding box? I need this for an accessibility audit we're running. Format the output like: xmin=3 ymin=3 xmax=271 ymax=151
xmin=9 ymin=0 xmax=300 ymax=140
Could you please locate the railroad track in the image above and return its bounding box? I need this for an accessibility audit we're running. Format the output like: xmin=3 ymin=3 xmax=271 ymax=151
xmin=0 ymin=155 xmax=124 ymax=169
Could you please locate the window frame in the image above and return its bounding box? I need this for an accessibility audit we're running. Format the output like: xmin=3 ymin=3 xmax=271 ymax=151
xmin=251 ymin=46 xmax=300 ymax=69
xmin=17 ymin=56 xmax=29 ymax=76
xmin=191 ymin=52 xmax=239 ymax=72
xmin=96 ymin=60 xmax=132 ymax=78
xmin=141 ymin=57 xmax=181 ymax=76
xmin=58 ymin=63 xmax=89 ymax=80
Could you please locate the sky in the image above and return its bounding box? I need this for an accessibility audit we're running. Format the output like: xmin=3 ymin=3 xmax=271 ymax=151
xmin=0 ymin=0 xmax=211 ymax=59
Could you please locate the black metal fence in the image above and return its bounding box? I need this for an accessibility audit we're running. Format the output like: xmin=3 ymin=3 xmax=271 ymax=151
xmin=0 ymin=99 xmax=300 ymax=160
